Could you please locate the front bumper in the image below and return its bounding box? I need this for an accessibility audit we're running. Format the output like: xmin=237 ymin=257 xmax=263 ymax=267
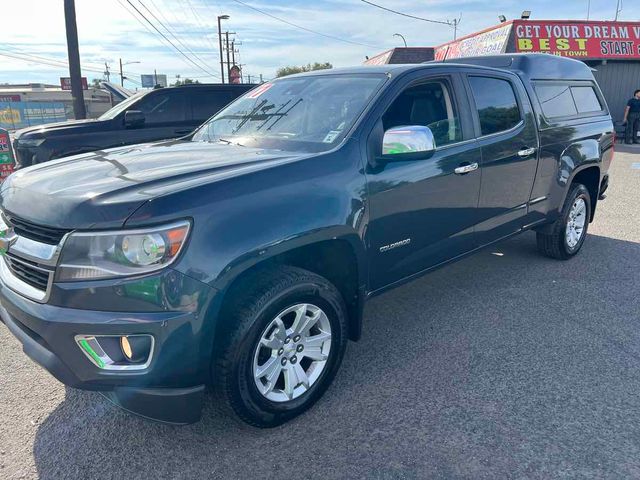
xmin=0 ymin=275 xmax=216 ymax=424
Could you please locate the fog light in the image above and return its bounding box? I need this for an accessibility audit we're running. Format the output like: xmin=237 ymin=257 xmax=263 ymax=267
xmin=76 ymin=334 xmax=154 ymax=371
xmin=121 ymin=336 xmax=133 ymax=360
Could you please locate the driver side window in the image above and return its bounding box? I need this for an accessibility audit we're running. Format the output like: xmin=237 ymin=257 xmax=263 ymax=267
xmin=136 ymin=92 xmax=187 ymax=125
xmin=382 ymin=80 xmax=462 ymax=148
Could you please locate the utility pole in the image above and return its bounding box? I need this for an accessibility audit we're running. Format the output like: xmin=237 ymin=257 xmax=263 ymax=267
xmin=104 ymin=62 xmax=111 ymax=82
xmin=225 ymin=32 xmax=231 ymax=81
xmin=452 ymin=18 xmax=459 ymax=40
xmin=217 ymin=15 xmax=230 ymax=83
xmin=154 ymin=69 xmax=158 ymax=86
xmin=231 ymin=40 xmax=236 ymax=67
xmin=63 ymin=0 xmax=86 ymax=119
xmin=119 ymin=58 xmax=124 ymax=86
xmin=259 ymin=74 xmax=263 ymax=83
xmin=614 ymin=0 xmax=622 ymax=21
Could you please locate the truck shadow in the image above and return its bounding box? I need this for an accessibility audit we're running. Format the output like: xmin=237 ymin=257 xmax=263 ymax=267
xmin=32 ymin=232 xmax=640 ymax=479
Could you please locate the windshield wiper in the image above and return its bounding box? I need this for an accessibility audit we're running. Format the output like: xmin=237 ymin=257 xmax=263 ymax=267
xmin=218 ymin=138 xmax=245 ymax=147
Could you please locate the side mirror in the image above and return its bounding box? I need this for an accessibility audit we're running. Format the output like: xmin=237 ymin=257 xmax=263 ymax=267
xmin=124 ymin=110 xmax=145 ymax=128
xmin=382 ymin=125 xmax=435 ymax=160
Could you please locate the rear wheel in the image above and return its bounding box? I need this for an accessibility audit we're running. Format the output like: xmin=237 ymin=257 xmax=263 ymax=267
xmin=214 ymin=265 xmax=348 ymax=427
xmin=536 ymin=183 xmax=591 ymax=260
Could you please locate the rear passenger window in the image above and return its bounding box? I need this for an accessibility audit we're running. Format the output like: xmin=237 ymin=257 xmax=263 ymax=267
xmin=468 ymin=76 xmax=521 ymax=136
xmin=571 ymin=86 xmax=602 ymax=113
xmin=534 ymin=84 xmax=578 ymax=118
xmin=192 ymin=90 xmax=235 ymax=122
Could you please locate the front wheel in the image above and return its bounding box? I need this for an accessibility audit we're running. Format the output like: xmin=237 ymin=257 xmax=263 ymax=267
xmin=536 ymin=183 xmax=591 ymax=260
xmin=214 ymin=265 xmax=348 ymax=427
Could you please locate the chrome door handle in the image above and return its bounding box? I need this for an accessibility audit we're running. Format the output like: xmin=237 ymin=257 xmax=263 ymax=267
xmin=454 ymin=162 xmax=478 ymax=175
xmin=517 ymin=147 xmax=536 ymax=157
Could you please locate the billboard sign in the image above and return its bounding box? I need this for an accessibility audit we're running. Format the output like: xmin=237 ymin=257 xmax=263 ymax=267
xmin=60 ymin=77 xmax=88 ymax=90
xmin=364 ymin=49 xmax=393 ymax=65
xmin=513 ymin=20 xmax=640 ymax=59
xmin=435 ymin=23 xmax=512 ymax=60
xmin=141 ymin=74 xmax=168 ymax=88
xmin=0 ymin=102 xmax=69 ymax=130
xmin=0 ymin=129 xmax=15 ymax=181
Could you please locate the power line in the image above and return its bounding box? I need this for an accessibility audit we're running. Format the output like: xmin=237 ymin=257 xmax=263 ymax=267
xmin=137 ymin=0 xmax=219 ymax=77
xmin=359 ymin=0 xmax=453 ymax=26
xmin=229 ymin=0 xmax=383 ymax=49
xmin=119 ymin=0 xmax=218 ymax=79
xmin=0 ymin=45 xmax=143 ymax=80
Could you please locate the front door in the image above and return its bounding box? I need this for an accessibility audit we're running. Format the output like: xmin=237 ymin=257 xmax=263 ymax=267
xmin=118 ymin=90 xmax=191 ymax=146
xmin=366 ymin=74 xmax=482 ymax=291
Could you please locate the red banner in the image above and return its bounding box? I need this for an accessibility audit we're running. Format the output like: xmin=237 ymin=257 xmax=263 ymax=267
xmin=60 ymin=77 xmax=88 ymax=90
xmin=435 ymin=23 xmax=512 ymax=61
xmin=513 ymin=20 xmax=640 ymax=59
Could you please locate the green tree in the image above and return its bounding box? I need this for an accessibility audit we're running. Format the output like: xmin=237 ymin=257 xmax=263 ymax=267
xmin=90 ymin=78 xmax=102 ymax=88
xmin=275 ymin=62 xmax=333 ymax=78
xmin=172 ymin=78 xmax=199 ymax=86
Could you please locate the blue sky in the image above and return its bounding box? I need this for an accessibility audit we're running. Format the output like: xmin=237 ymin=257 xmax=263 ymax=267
xmin=0 ymin=0 xmax=636 ymax=88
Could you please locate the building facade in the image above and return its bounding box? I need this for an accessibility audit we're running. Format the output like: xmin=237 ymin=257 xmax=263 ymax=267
xmin=0 ymin=84 xmax=114 ymax=130
xmin=434 ymin=20 xmax=640 ymax=122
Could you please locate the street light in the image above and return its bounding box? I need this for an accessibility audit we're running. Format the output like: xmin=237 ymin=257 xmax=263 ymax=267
xmin=218 ymin=15 xmax=230 ymax=83
xmin=521 ymin=10 xmax=531 ymax=19
xmin=119 ymin=59 xmax=141 ymax=87
xmin=498 ymin=15 xmax=507 ymax=23
xmin=393 ymin=33 xmax=407 ymax=47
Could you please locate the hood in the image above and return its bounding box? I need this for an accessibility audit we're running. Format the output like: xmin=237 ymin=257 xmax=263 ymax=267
xmin=14 ymin=118 xmax=103 ymax=140
xmin=0 ymin=140 xmax=306 ymax=229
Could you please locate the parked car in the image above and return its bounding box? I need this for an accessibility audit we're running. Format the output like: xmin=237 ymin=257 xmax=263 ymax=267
xmin=11 ymin=83 xmax=255 ymax=167
xmin=0 ymin=54 xmax=613 ymax=427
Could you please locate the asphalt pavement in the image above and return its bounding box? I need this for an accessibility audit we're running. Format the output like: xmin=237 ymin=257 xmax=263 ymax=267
xmin=2 ymin=146 xmax=640 ymax=479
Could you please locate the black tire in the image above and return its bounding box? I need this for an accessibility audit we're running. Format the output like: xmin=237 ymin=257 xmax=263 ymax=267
xmin=213 ymin=265 xmax=348 ymax=428
xmin=536 ymin=183 xmax=591 ymax=260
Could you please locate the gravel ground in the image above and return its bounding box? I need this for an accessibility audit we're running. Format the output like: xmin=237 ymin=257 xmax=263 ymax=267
xmin=1 ymin=147 xmax=640 ymax=480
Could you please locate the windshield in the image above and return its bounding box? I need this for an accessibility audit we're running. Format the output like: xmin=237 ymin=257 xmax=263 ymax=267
xmin=98 ymin=91 xmax=146 ymax=120
xmin=192 ymin=74 xmax=386 ymax=152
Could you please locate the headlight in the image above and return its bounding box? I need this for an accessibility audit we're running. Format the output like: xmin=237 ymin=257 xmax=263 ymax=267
xmin=17 ymin=138 xmax=45 ymax=148
xmin=56 ymin=220 xmax=191 ymax=282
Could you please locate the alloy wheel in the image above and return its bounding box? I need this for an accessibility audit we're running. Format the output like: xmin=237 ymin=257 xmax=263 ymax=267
xmin=565 ymin=197 xmax=587 ymax=249
xmin=253 ymin=303 xmax=332 ymax=402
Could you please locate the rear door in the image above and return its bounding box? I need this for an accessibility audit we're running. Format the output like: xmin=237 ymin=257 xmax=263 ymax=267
xmin=190 ymin=88 xmax=236 ymax=126
xmin=464 ymin=72 xmax=539 ymax=245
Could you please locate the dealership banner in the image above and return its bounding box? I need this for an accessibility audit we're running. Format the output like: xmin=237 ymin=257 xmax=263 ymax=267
xmin=434 ymin=23 xmax=512 ymax=60
xmin=514 ymin=20 xmax=640 ymax=59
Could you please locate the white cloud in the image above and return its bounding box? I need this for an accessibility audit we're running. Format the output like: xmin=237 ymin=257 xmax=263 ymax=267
xmin=0 ymin=0 xmax=632 ymax=85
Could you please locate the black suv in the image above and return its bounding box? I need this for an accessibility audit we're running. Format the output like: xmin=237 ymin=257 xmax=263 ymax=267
xmin=0 ymin=54 xmax=613 ymax=427
xmin=12 ymin=83 xmax=254 ymax=167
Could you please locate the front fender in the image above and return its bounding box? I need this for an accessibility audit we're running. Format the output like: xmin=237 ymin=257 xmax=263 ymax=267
xmin=208 ymin=226 xmax=368 ymax=292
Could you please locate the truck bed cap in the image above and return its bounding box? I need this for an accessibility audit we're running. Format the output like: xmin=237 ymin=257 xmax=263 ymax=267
xmin=436 ymin=53 xmax=595 ymax=81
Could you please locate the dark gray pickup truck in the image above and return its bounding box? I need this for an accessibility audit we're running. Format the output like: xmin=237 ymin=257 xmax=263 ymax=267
xmin=0 ymin=54 xmax=613 ymax=427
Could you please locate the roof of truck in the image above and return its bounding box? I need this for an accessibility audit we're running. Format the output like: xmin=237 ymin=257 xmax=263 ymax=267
xmin=438 ymin=54 xmax=595 ymax=81
xmin=287 ymin=54 xmax=595 ymax=82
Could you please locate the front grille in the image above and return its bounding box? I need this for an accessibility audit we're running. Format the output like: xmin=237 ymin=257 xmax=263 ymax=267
xmin=4 ymin=254 xmax=51 ymax=291
xmin=5 ymin=214 xmax=69 ymax=245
